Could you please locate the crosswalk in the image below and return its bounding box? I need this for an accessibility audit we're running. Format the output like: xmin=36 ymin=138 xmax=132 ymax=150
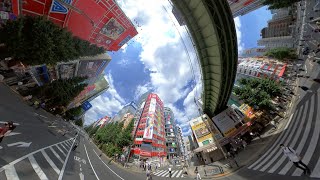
xmin=247 ymin=93 xmax=320 ymax=178
xmin=0 ymin=138 xmax=75 ymax=180
xmin=153 ymin=169 xmax=184 ymax=178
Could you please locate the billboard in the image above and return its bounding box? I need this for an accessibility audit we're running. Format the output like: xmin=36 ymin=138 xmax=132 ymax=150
xmin=212 ymin=107 xmax=243 ymax=137
xmin=29 ymin=65 xmax=50 ymax=86
xmin=143 ymin=98 xmax=156 ymax=139
xmin=15 ymin=0 xmax=138 ymax=51
xmin=77 ymin=60 xmax=107 ymax=83
xmin=81 ymin=101 xmax=92 ymax=111
xmin=56 ymin=62 xmax=78 ymax=79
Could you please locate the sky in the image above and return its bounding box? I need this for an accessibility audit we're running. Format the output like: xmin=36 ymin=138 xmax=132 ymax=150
xmin=84 ymin=1 xmax=272 ymax=137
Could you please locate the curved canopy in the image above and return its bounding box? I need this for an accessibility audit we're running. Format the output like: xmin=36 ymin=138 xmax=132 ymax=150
xmin=171 ymin=0 xmax=238 ymax=117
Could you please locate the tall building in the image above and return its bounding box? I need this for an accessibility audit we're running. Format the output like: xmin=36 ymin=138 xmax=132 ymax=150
xmin=228 ymin=0 xmax=264 ymax=17
xmin=176 ymin=125 xmax=185 ymax=157
xmin=132 ymin=93 xmax=166 ymax=160
xmin=239 ymin=47 xmax=268 ymax=57
xmin=12 ymin=0 xmax=138 ymax=51
xmin=258 ymin=8 xmax=296 ymax=48
xmin=164 ymin=107 xmax=179 ymax=160
xmin=112 ymin=101 xmax=137 ymax=123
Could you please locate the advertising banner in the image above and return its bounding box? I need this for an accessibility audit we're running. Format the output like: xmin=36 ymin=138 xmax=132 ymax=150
xmin=239 ymin=104 xmax=255 ymax=122
xmin=140 ymin=143 xmax=152 ymax=157
xmin=212 ymin=107 xmax=242 ymax=137
xmin=56 ymin=62 xmax=77 ymax=79
xmin=143 ymin=98 xmax=156 ymax=139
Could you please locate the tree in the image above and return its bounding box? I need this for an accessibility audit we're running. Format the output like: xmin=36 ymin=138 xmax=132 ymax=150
xmin=0 ymin=16 xmax=105 ymax=65
xmin=65 ymin=106 xmax=83 ymax=120
xmin=263 ymin=0 xmax=300 ymax=10
xmin=75 ymin=119 xmax=84 ymax=127
xmin=264 ymin=47 xmax=297 ymax=60
xmin=233 ymin=78 xmax=282 ymax=110
xmin=36 ymin=76 xmax=87 ymax=107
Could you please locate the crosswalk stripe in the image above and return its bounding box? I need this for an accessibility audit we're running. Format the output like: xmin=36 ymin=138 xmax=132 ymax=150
xmin=55 ymin=144 xmax=67 ymax=157
xmin=171 ymin=170 xmax=179 ymax=177
xmin=28 ymin=155 xmax=49 ymax=180
xmin=294 ymin=94 xmax=320 ymax=176
xmin=176 ymin=170 xmax=183 ymax=178
xmin=248 ymin=105 xmax=303 ymax=169
xmin=278 ymin=94 xmax=315 ymax=175
xmin=4 ymin=165 xmax=19 ymax=180
xmin=154 ymin=170 xmax=164 ymax=175
xmin=59 ymin=143 xmax=69 ymax=153
xmin=49 ymin=147 xmax=64 ymax=164
xmin=161 ymin=171 xmax=169 ymax=177
xmin=157 ymin=170 xmax=168 ymax=176
xmin=63 ymin=142 xmax=71 ymax=148
xmin=265 ymin=96 xmax=313 ymax=173
xmin=41 ymin=150 xmax=60 ymax=175
xmin=166 ymin=170 xmax=175 ymax=177
xmin=252 ymin=104 xmax=306 ymax=170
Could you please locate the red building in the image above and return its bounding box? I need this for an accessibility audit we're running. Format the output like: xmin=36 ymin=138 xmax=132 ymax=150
xmin=133 ymin=93 xmax=166 ymax=159
xmin=10 ymin=0 xmax=138 ymax=51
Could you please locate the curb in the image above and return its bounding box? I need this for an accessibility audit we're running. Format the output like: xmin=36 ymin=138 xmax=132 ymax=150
xmin=201 ymin=166 xmax=244 ymax=179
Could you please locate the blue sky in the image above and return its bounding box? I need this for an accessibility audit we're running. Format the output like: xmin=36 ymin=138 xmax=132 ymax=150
xmin=84 ymin=1 xmax=272 ymax=137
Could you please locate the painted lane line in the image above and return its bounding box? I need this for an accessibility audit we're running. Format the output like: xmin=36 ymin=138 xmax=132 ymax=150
xmin=55 ymin=145 xmax=67 ymax=157
xmin=49 ymin=147 xmax=64 ymax=164
xmin=41 ymin=150 xmax=60 ymax=174
xmin=92 ymin=149 xmax=125 ymax=180
xmin=251 ymin=105 xmax=304 ymax=170
xmin=284 ymin=114 xmax=294 ymax=130
xmin=161 ymin=171 xmax=169 ymax=177
xmin=176 ymin=170 xmax=183 ymax=178
xmin=154 ymin=170 xmax=164 ymax=175
xmin=248 ymin=106 xmax=301 ymax=169
xmin=260 ymin=101 xmax=309 ymax=172
xmin=166 ymin=170 xmax=176 ymax=177
xmin=84 ymin=145 xmax=100 ymax=180
xmin=278 ymin=94 xmax=316 ymax=175
xmin=28 ymin=155 xmax=49 ymax=180
xmin=294 ymin=95 xmax=320 ymax=176
xmin=5 ymin=132 xmax=21 ymax=137
xmin=63 ymin=141 xmax=71 ymax=148
xmin=0 ymin=138 xmax=73 ymax=172
xmin=57 ymin=133 xmax=78 ymax=180
xmin=0 ymin=121 xmax=20 ymax=125
xmin=171 ymin=170 xmax=179 ymax=177
xmin=59 ymin=143 xmax=69 ymax=153
xmin=4 ymin=165 xmax=19 ymax=180
xmin=157 ymin=170 xmax=168 ymax=176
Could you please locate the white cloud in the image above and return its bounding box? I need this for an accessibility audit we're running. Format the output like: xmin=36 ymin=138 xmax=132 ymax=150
xmin=234 ymin=17 xmax=244 ymax=53
xmin=84 ymin=72 xmax=126 ymax=125
xmin=118 ymin=0 xmax=203 ymax=136
xmin=117 ymin=58 xmax=130 ymax=67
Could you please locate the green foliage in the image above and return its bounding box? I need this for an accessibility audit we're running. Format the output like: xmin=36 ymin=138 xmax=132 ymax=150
xmin=87 ymin=119 xmax=134 ymax=157
xmin=75 ymin=119 xmax=84 ymax=127
xmin=65 ymin=106 xmax=83 ymax=120
xmin=0 ymin=16 xmax=105 ymax=65
xmin=263 ymin=0 xmax=300 ymax=9
xmin=233 ymin=78 xmax=282 ymax=110
xmin=264 ymin=47 xmax=297 ymax=60
xmin=36 ymin=76 xmax=87 ymax=107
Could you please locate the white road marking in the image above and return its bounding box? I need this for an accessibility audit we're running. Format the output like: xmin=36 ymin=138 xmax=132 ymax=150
xmin=0 ymin=138 xmax=73 ymax=173
xmin=154 ymin=170 xmax=164 ymax=175
xmin=176 ymin=170 xmax=183 ymax=178
xmin=4 ymin=165 xmax=19 ymax=180
xmin=171 ymin=170 xmax=179 ymax=177
xmin=49 ymin=147 xmax=64 ymax=164
xmin=84 ymin=145 xmax=100 ymax=180
xmin=55 ymin=144 xmax=67 ymax=157
xmin=59 ymin=143 xmax=69 ymax=152
xmin=161 ymin=171 xmax=169 ymax=177
xmin=157 ymin=170 xmax=168 ymax=176
xmin=41 ymin=150 xmax=60 ymax=174
xmin=166 ymin=170 xmax=175 ymax=177
xmin=5 ymin=132 xmax=21 ymax=137
xmin=0 ymin=121 xmax=19 ymax=125
xmin=284 ymin=114 xmax=294 ymax=130
xmin=28 ymin=155 xmax=49 ymax=180
xmin=92 ymin=149 xmax=125 ymax=180
xmin=7 ymin=142 xmax=32 ymax=148
xmin=57 ymin=133 xmax=78 ymax=180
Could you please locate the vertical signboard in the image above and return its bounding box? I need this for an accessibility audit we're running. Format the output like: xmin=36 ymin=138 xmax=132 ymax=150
xmin=143 ymin=98 xmax=156 ymax=139
xmin=212 ymin=107 xmax=243 ymax=137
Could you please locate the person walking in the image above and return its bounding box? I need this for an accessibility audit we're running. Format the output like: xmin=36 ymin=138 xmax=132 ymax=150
xmin=168 ymin=167 xmax=172 ymax=178
xmin=72 ymin=142 xmax=79 ymax=151
xmin=146 ymin=168 xmax=152 ymax=180
xmin=194 ymin=167 xmax=201 ymax=180
xmin=280 ymin=144 xmax=311 ymax=175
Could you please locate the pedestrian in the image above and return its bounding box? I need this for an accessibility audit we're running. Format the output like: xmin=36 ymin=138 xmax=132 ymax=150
xmin=0 ymin=121 xmax=16 ymax=143
xmin=242 ymin=140 xmax=247 ymax=149
xmin=270 ymin=120 xmax=277 ymax=129
xmin=72 ymin=142 xmax=78 ymax=151
xmin=168 ymin=167 xmax=172 ymax=178
xmin=280 ymin=144 xmax=311 ymax=175
xmin=146 ymin=168 xmax=152 ymax=180
xmin=194 ymin=167 xmax=201 ymax=180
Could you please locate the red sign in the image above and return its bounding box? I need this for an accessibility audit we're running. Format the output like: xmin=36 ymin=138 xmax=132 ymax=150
xmin=13 ymin=0 xmax=138 ymax=51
